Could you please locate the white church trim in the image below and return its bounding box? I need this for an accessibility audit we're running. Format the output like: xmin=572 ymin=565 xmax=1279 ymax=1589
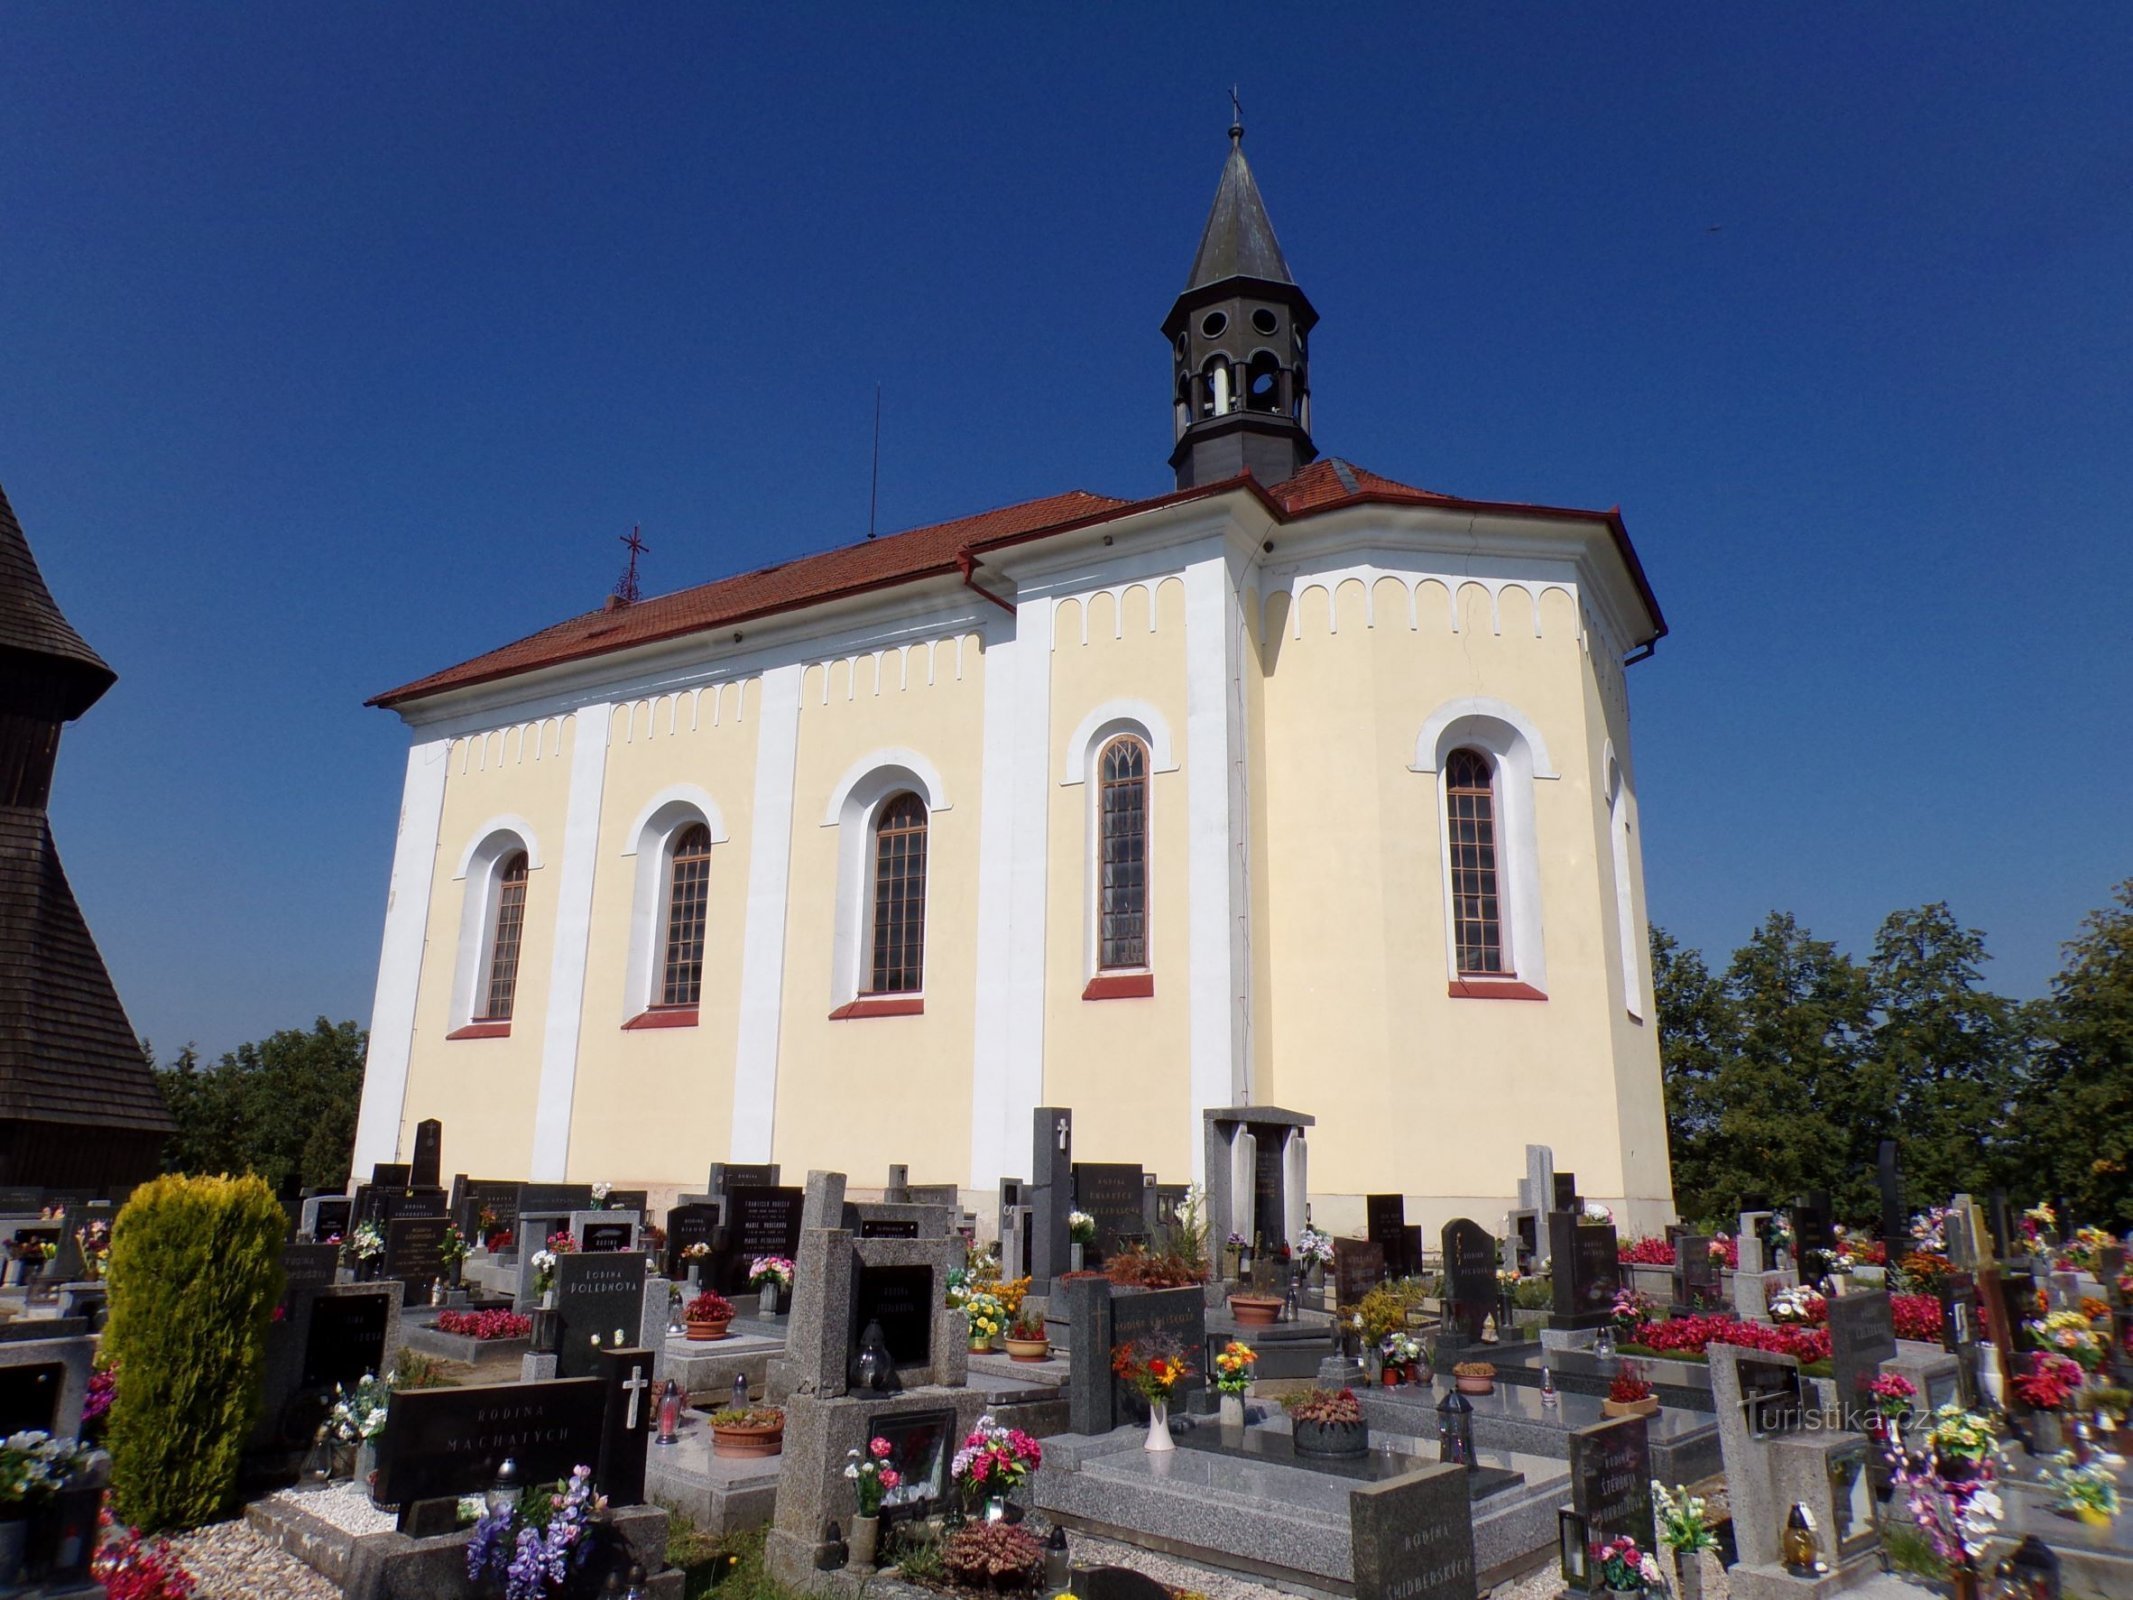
xmin=1058 ymin=698 xmax=1179 ymax=785
xmin=350 ymin=737 xmax=451 ymax=1178
xmin=451 ymin=814 xmax=545 ymax=879
xmin=822 ymin=747 xmax=952 ymax=1008
xmin=1413 ymin=696 xmax=1550 ymax=994
xmin=732 ymin=664 xmax=803 ymax=1162
xmin=448 ymin=822 xmax=543 ymax=1031
xmin=819 ymin=746 xmax=952 ymax=825
xmin=1605 ymin=744 xmax=1643 ymax=1021
xmin=619 ymin=786 xmax=731 ymax=1021
xmin=530 ymin=704 xmax=611 ymax=1180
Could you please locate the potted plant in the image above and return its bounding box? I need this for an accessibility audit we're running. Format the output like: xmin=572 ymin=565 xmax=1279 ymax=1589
xmin=952 ymin=1412 xmax=1043 ymax=1520
xmin=680 ymin=1240 xmax=712 ymax=1290
xmin=1285 ymin=1386 xmax=1366 ymax=1458
xmin=325 ymin=1372 xmax=391 ymax=1485
xmin=2014 ymin=1352 xmax=2087 ymax=1453
xmin=1581 ymin=1202 xmax=1614 ymax=1228
xmin=346 ymin=1220 xmax=385 ymax=1281
xmin=438 ymin=1222 xmax=470 ymax=1289
xmin=941 ymin=1521 xmax=1046 ymax=1587
xmin=750 ymin=1255 xmax=794 ymax=1316
xmin=1003 ymin=1308 xmax=1051 ymax=1362
xmin=1653 ymin=1480 xmax=1720 ymax=1600
xmin=1112 ymin=1335 xmax=1193 ymax=1452
xmin=1068 ymin=1211 xmax=1096 ymax=1272
xmin=465 ymin=1465 xmax=610 ymax=1597
xmin=1592 ymin=1534 xmax=1658 ymax=1600
xmin=684 ymin=1290 xmax=735 ymax=1341
xmin=1380 ymin=1331 xmax=1423 ymax=1385
xmin=1228 ymin=1285 xmax=1283 ymax=1326
xmin=965 ymin=1290 xmax=1007 ymax=1353
xmin=0 ymin=1431 xmax=90 ymax=1587
xmin=710 ymin=1404 xmax=785 ymax=1458
xmin=1604 ymin=1362 xmax=1659 ymax=1418
xmin=2045 ymin=1450 xmax=2120 ymax=1531
xmin=843 ymin=1437 xmax=901 ymax=1568
xmin=1454 ymin=1361 xmax=1496 ymax=1396
xmin=1213 ymin=1339 xmax=1256 ymax=1427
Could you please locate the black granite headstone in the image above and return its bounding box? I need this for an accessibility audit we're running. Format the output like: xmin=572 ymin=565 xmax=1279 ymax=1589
xmin=385 ymin=1216 xmax=450 ymax=1298
xmin=1442 ymin=1219 xmax=1498 ymax=1340
xmin=1549 ymin=1213 xmax=1620 ymax=1329
xmin=1252 ymin=1135 xmax=1285 ymax=1250
xmin=307 ymin=1196 xmax=353 ymax=1242
xmin=1334 ymin=1238 xmax=1386 ymax=1309
xmin=720 ymin=1187 xmax=804 ymax=1291
xmin=595 ymin=1346 xmax=654 ymax=1507
xmin=375 ymin=1378 xmax=606 ymax=1506
xmin=854 ymin=1264 xmax=934 ymax=1366
xmin=371 ymin=1163 xmax=411 ymax=1188
xmin=553 ymin=1254 xmax=649 ymax=1379
xmin=665 ymin=1204 xmax=719 ymax=1276
xmin=1073 ymin=1163 xmax=1147 ymax=1259
xmin=1568 ymin=1415 xmax=1654 ymax=1562
xmin=517 ymin=1183 xmax=594 ymax=1218
xmin=0 ymin=1364 xmax=63 ymax=1435
xmin=409 ymin=1121 xmax=443 ymax=1191
xmin=456 ymin=1180 xmax=521 ymax=1244
xmin=1110 ymin=1285 xmax=1206 ymax=1415
xmin=1552 ymin=1173 xmax=1579 ymax=1213
xmin=600 ymin=1189 xmax=649 ymax=1216
xmin=1828 ymin=1289 xmax=1898 ymax=1430
xmin=1876 ymin=1141 xmax=1904 ymax=1257
xmin=1366 ymin=1195 xmax=1409 ymax=1277
xmin=302 ymin=1291 xmax=391 ymax=1388
xmin=580 ymin=1220 xmax=634 ymax=1253
xmin=1350 ymin=1464 xmax=1478 ymax=1600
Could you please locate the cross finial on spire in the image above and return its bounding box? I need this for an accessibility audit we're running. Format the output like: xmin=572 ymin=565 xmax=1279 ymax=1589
xmin=1229 ymin=86 xmax=1244 ymax=145
xmin=614 ymin=525 xmax=649 ymax=606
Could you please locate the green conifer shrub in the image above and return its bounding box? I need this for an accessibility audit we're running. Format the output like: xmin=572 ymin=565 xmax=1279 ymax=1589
xmin=103 ymin=1172 xmax=287 ymax=1530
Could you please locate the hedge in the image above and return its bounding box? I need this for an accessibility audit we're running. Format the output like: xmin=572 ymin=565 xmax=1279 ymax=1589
xmin=103 ymin=1173 xmax=287 ymax=1530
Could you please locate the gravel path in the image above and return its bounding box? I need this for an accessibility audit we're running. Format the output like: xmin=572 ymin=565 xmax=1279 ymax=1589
xmin=162 ymin=1518 xmax=340 ymax=1600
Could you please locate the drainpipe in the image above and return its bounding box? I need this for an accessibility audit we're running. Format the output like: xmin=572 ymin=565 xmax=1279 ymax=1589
xmin=955 ymin=549 xmax=1015 ymax=616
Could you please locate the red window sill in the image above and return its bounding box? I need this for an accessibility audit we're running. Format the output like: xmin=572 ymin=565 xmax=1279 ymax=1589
xmin=1083 ymin=973 xmax=1155 ymax=1001
xmin=446 ymin=1022 xmax=512 ymax=1041
xmin=624 ymin=1008 xmax=699 ymax=1030
xmin=1447 ymin=979 xmax=1548 ymax=1002
xmin=829 ymin=996 xmax=925 ymax=1020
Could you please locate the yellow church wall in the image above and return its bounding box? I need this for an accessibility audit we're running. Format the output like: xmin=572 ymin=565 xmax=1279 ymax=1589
xmin=772 ymin=637 xmax=985 ymax=1183
xmin=1257 ymin=568 xmax=1652 ymax=1236
xmin=400 ymin=715 xmax=579 ymax=1182
xmin=563 ymin=681 xmax=762 ymax=1187
xmin=1042 ymin=578 xmax=1195 ymax=1175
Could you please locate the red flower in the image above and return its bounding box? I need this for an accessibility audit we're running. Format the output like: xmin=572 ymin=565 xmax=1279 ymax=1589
xmin=1618 ymin=1237 xmax=1676 ymax=1266
xmin=1891 ymin=1294 xmax=1944 ymax=1343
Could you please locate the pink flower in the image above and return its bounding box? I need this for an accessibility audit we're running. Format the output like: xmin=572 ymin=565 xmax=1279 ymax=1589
xmin=870 ymin=1436 xmax=893 ymax=1459
xmin=880 ymin=1469 xmax=901 ymax=1490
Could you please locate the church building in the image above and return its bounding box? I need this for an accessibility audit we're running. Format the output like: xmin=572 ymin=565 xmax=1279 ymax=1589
xmin=353 ymin=130 xmax=1674 ymax=1236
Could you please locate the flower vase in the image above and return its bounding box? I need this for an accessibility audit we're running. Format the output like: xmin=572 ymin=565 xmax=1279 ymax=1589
xmin=356 ymin=1439 xmax=378 ymax=1487
xmin=1218 ymin=1393 xmax=1245 ymax=1429
xmin=1070 ymin=1243 xmax=1085 ymax=1272
xmin=848 ymin=1514 xmax=879 ymax=1570
xmin=540 ymin=1286 xmax=556 ymax=1310
xmin=758 ymin=1282 xmax=780 ymax=1317
xmin=1675 ymin=1550 xmax=1704 ymax=1600
xmin=686 ymin=1263 xmax=703 ymax=1292
xmin=1306 ymin=1260 xmax=1324 ymax=1291
xmin=1146 ymin=1400 xmax=1174 ymax=1453
xmin=984 ymin=1497 xmax=1008 ymax=1524
xmin=2032 ymin=1412 xmax=2065 ymax=1456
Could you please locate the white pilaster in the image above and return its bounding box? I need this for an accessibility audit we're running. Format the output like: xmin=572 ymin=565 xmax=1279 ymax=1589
xmin=1184 ymin=545 xmax=1251 ymax=1179
xmin=529 ymin=703 xmax=612 ymax=1179
xmin=731 ymin=664 xmax=803 ymax=1161
xmin=350 ymin=737 xmax=451 ymax=1181
xmin=968 ymin=604 xmax=1052 ymax=1187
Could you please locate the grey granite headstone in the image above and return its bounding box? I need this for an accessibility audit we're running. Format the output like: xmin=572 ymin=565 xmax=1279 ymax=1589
xmin=1030 ymin=1106 xmax=1073 ymax=1284
xmin=1349 ymin=1464 xmax=1478 ymax=1600
xmin=799 ymin=1171 xmax=848 ymax=1234
xmin=1568 ymin=1413 xmax=1654 ymax=1557
xmin=1737 ymin=1212 xmax=1771 ymax=1276
xmin=1827 ymin=1289 xmax=1897 ymax=1429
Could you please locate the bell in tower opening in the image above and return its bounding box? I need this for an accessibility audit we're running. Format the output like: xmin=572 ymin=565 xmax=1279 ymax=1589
xmin=1164 ymin=115 xmax=1319 ymax=490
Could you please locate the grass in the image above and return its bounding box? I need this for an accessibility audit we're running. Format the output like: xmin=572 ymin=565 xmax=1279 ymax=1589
xmin=1880 ymin=1520 xmax=1949 ymax=1582
xmin=660 ymin=1516 xmax=806 ymax=1600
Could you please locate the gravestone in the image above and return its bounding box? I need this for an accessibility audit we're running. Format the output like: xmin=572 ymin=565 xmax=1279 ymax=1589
xmin=516 ymin=1182 xmax=594 ymax=1219
xmin=301 ymin=1194 xmax=353 ymax=1243
xmin=1552 ymin=1172 xmax=1579 ymax=1214
xmin=1073 ymin=1163 xmax=1147 ymax=1260
xmin=599 ymin=1189 xmax=650 ymax=1217
xmin=906 ymin=1183 xmax=960 ymax=1210
xmin=854 ymin=1264 xmax=935 ymax=1365
xmin=409 ymin=1120 xmax=443 ymax=1190
xmin=1334 ymin=1238 xmax=1386 ymax=1310
xmin=665 ymin=1203 xmax=719 ymax=1277
xmin=371 ymin=1162 xmax=411 ymax=1189
xmin=706 ymin=1163 xmax=780 ymax=1200
xmin=1877 ymin=1141 xmax=1904 ymax=1257
xmin=1505 ymin=1210 xmax=1540 ymax=1276
xmin=1029 ymin=1106 xmax=1073 ymax=1284
xmin=595 ymin=1346 xmax=654 ymax=1507
xmin=860 ymin=1218 xmax=920 ymax=1239
xmin=384 ymin=1215 xmax=450 ymax=1300
xmin=453 ymin=1179 xmax=521 ymax=1245
xmin=1518 ymin=1145 xmax=1557 ymax=1268
xmin=303 ymin=1287 xmax=398 ymax=1389
xmin=1940 ymin=1270 xmax=1981 ymax=1405
xmin=1736 ymin=1211 xmax=1770 ymax=1276
xmin=0 ymin=1359 xmax=65 ymax=1436
xmin=1366 ymin=1195 xmax=1410 ymax=1278
xmin=553 ymin=1253 xmax=650 ymax=1379
xmin=1549 ymin=1213 xmax=1620 ymax=1329
xmin=1441 ymin=1219 xmax=1498 ymax=1343
xmin=999 ymin=1180 xmax=1031 ymax=1278
xmin=1567 ymin=1414 xmax=1654 ymax=1573
xmin=1826 ymin=1289 xmax=1898 ymax=1430
xmin=1109 ymin=1286 xmax=1207 ymax=1416
xmin=720 ymin=1187 xmax=804 ymax=1291
xmin=376 ymin=1377 xmax=606 ymax=1506
xmin=1672 ymin=1232 xmax=1720 ymax=1313
xmin=1203 ymin=1106 xmax=1312 ymax=1256
xmin=572 ymin=1211 xmax=639 ymax=1253
xmin=251 ymin=1243 xmax=347 ymax=1452
xmin=866 ymin=1406 xmax=958 ymax=1527
xmin=1793 ymin=1192 xmax=1835 ymax=1282
xmin=1062 ymin=1277 xmax=1207 ymax=1433
xmin=1349 ymin=1464 xmax=1478 ymax=1600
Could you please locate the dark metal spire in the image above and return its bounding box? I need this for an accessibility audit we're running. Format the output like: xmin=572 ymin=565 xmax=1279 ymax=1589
xmin=1183 ymin=109 xmax=1296 ymax=292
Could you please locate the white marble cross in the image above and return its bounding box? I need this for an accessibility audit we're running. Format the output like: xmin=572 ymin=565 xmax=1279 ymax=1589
xmin=622 ymin=1366 xmax=650 ymax=1429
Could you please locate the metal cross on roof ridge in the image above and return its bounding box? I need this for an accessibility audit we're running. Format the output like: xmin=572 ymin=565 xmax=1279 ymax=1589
xmin=614 ymin=524 xmax=650 ymax=605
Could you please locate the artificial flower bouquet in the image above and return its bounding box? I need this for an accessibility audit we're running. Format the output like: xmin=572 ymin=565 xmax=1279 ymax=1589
xmin=952 ymin=1414 xmax=1043 ymax=1500
xmin=1112 ymin=1335 xmax=1193 ymax=1403
xmin=1866 ymin=1372 xmax=1917 ymax=1429
xmin=2030 ymin=1310 xmax=2109 ymax=1372
xmin=1651 ymin=1480 xmax=1719 ymax=1553
xmin=1767 ymin=1285 xmax=1827 ymax=1326
xmin=2013 ymin=1352 xmax=2087 ymax=1412
xmin=1591 ymin=1535 xmax=1660 ymax=1593
xmin=1067 ymin=1211 xmax=1097 ymax=1247
xmin=1295 ymin=1226 xmax=1334 ymax=1267
xmin=749 ymin=1256 xmax=795 ymax=1291
xmin=465 ymin=1463 xmax=608 ymax=1600
xmin=845 ymin=1437 xmax=902 ymax=1516
xmin=326 ymin=1373 xmax=391 ymax=1444
xmin=1213 ymin=1339 xmax=1256 ymax=1395
xmin=964 ymin=1291 xmax=1008 ymax=1345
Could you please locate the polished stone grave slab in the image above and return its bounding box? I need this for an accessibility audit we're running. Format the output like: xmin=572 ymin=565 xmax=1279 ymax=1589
xmin=1171 ymin=1421 xmax=1523 ymax=1499
xmin=1490 ymin=1341 xmax=1719 ymax=1412
xmin=1355 ymin=1375 xmax=1721 ymax=1485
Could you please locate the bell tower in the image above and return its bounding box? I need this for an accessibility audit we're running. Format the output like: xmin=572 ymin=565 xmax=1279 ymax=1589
xmin=1165 ymin=118 xmax=1318 ymax=490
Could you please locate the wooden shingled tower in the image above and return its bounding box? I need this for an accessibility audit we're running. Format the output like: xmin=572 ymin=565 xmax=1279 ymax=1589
xmin=0 ymin=480 xmax=172 ymax=1188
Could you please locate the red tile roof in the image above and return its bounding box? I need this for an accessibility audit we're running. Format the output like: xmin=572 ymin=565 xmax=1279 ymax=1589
xmin=373 ymin=461 xmax=1662 ymax=708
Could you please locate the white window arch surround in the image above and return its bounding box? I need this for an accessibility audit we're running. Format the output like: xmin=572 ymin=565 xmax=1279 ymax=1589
xmin=821 ymin=749 xmax=951 ymax=1017
xmin=621 ymin=786 xmax=730 ymax=1025
xmin=1060 ymin=701 xmax=1177 ymax=997
xmin=1604 ymin=743 xmax=1643 ymax=1022
xmin=448 ymin=820 xmax=544 ymax=1036
xmin=1410 ymin=697 xmax=1553 ymax=998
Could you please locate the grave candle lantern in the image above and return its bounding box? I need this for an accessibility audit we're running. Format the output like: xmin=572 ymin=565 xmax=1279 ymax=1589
xmin=1557 ymin=1510 xmax=1590 ymax=1590
xmin=487 ymin=1458 xmax=520 ymax=1515
xmin=658 ymin=1379 xmax=681 ymax=1445
xmin=1437 ymin=1386 xmax=1474 ymax=1468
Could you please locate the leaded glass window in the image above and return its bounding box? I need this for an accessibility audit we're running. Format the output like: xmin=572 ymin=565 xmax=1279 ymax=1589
xmin=479 ymin=852 xmax=528 ymax=1020
xmin=659 ymin=823 xmax=712 ymax=1008
xmin=1097 ymin=736 xmax=1148 ymax=970
xmin=868 ymin=793 xmax=927 ymax=994
xmin=1445 ymin=748 xmax=1505 ymax=975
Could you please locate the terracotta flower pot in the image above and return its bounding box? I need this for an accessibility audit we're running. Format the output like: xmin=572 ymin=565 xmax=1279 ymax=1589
xmin=1602 ymin=1395 xmax=1660 ymax=1418
xmin=712 ymin=1420 xmax=784 ymax=1458
xmin=1455 ymin=1375 xmax=1494 ymax=1395
xmin=686 ymin=1317 xmax=733 ymax=1342
xmin=1003 ymin=1336 xmax=1051 ymax=1363
xmin=1229 ymin=1294 xmax=1283 ymax=1326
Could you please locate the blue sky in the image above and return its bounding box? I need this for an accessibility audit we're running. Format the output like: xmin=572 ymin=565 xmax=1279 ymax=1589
xmin=4 ymin=7 xmax=2128 ymax=1059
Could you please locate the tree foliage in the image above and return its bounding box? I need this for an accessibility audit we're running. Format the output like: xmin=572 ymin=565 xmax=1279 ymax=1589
xmin=155 ymin=1018 xmax=366 ymax=1195
xmin=1654 ymin=887 xmax=2120 ymax=1230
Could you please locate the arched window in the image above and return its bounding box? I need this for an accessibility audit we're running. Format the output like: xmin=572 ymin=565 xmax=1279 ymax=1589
xmin=1444 ymin=748 xmax=1505 ymax=975
xmin=1097 ymin=736 xmax=1149 ymax=970
xmin=658 ymin=823 xmax=713 ymax=1008
xmin=867 ymin=793 xmax=927 ymax=994
xmin=478 ymin=851 xmax=529 ymax=1020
